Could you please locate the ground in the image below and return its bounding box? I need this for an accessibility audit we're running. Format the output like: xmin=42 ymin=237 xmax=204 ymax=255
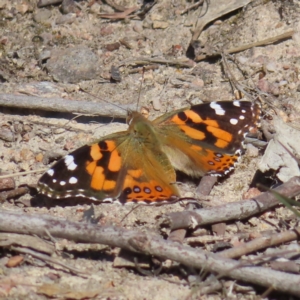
xmin=1 ymin=0 xmax=300 ymax=299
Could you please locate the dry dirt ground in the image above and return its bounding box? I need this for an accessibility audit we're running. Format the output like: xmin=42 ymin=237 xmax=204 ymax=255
xmin=1 ymin=0 xmax=300 ymax=299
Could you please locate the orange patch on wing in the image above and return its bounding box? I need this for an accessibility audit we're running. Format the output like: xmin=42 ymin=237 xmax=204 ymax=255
xmin=214 ymin=139 xmax=229 ymax=148
xmin=204 ymin=120 xmax=219 ymax=127
xmin=90 ymin=144 xmax=102 ymax=161
xmin=190 ymin=145 xmax=203 ymax=151
xmin=181 ymin=126 xmax=206 ymax=140
xmin=184 ymin=110 xmax=203 ymax=123
xmin=128 ymin=169 xmax=143 ymax=178
xmin=122 ymin=175 xmax=177 ymax=202
xmin=108 ymin=150 xmax=121 ymax=172
xmin=202 ymin=149 xmax=238 ymax=173
xmin=91 ymin=166 xmax=105 ymax=190
xmin=103 ymin=180 xmax=116 ymax=191
xmin=105 ymin=140 xmax=117 ymax=151
xmin=171 ymin=115 xmax=186 ymax=125
xmin=207 ymin=126 xmax=233 ymax=141
xmin=86 ymin=160 xmax=97 ymax=175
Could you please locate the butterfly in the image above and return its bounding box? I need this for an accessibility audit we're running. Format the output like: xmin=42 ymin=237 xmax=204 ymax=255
xmin=37 ymin=100 xmax=261 ymax=205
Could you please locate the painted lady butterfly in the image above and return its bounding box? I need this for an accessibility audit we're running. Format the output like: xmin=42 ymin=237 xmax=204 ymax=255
xmin=37 ymin=100 xmax=261 ymax=204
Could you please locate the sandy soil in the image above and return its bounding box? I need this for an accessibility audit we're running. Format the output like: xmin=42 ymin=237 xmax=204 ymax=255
xmin=1 ymin=0 xmax=300 ymax=299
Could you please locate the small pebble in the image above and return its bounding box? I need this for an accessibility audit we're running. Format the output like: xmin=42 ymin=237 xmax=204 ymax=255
xmin=6 ymin=256 xmax=24 ymax=268
xmin=61 ymin=0 xmax=78 ymax=14
xmin=33 ymin=9 xmax=52 ymax=24
xmin=104 ymin=42 xmax=120 ymax=52
xmin=257 ymin=79 xmax=270 ymax=92
xmin=237 ymin=56 xmax=248 ymax=64
xmin=35 ymin=153 xmax=44 ymax=162
xmin=213 ymin=20 xmax=222 ymax=25
xmin=90 ymin=2 xmax=101 ymax=14
xmin=133 ymin=22 xmax=143 ymax=33
xmin=288 ymin=82 xmax=296 ymax=90
xmin=278 ymin=80 xmax=288 ymax=86
xmin=152 ymin=97 xmax=161 ymax=111
xmin=153 ymin=21 xmax=169 ymax=29
xmin=246 ymin=143 xmax=259 ymax=157
xmin=191 ymin=78 xmax=204 ymax=88
xmin=16 ymin=2 xmax=30 ymax=14
xmin=20 ymin=148 xmax=33 ymax=161
xmin=55 ymin=13 xmax=76 ymax=25
xmin=265 ymin=61 xmax=277 ymax=72
xmin=0 ymin=177 xmax=15 ymax=191
xmin=0 ymin=126 xmax=14 ymax=142
xmin=269 ymin=83 xmax=280 ymax=96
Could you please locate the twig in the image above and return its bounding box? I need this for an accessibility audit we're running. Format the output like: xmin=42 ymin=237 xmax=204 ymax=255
xmin=118 ymin=57 xmax=195 ymax=68
xmin=37 ymin=0 xmax=62 ymax=7
xmin=0 ymin=169 xmax=46 ymax=179
xmin=195 ymin=30 xmax=294 ymax=62
xmin=168 ymin=175 xmax=216 ymax=244
xmin=181 ymin=0 xmax=204 ymax=15
xmin=10 ymin=246 xmax=90 ymax=276
xmin=163 ymin=176 xmax=300 ymax=230
xmin=1 ymin=210 xmax=300 ymax=296
xmin=99 ymin=6 xmax=139 ymax=19
xmin=0 ymin=187 xmax=29 ymax=202
xmin=0 ymin=94 xmax=135 ymax=118
xmin=219 ymin=227 xmax=300 ymax=259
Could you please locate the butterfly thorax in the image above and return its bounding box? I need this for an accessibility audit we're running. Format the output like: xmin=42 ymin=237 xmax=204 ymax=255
xmin=127 ymin=111 xmax=161 ymax=145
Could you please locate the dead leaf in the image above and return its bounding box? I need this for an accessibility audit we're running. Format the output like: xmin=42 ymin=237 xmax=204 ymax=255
xmin=259 ymin=117 xmax=300 ymax=181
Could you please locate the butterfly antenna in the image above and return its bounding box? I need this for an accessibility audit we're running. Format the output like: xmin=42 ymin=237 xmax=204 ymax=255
xmin=136 ymin=67 xmax=145 ymax=112
xmin=81 ymin=89 xmax=128 ymax=112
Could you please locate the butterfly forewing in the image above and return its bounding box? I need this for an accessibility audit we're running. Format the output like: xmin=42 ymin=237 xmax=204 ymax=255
xmin=155 ymin=100 xmax=260 ymax=176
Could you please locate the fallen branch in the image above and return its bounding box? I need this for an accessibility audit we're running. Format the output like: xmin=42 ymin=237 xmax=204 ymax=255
xmin=118 ymin=57 xmax=195 ymax=68
xmin=163 ymin=176 xmax=300 ymax=230
xmin=195 ymin=30 xmax=294 ymax=62
xmin=219 ymin=227 xmax=300 ymax=259
xmin=1 ymin=210 xmax=300 ymax=296
xmin=0 ymin=94 xmax=134 ymax=118
xmin=11 ymin=246 xmax=89 ymax=276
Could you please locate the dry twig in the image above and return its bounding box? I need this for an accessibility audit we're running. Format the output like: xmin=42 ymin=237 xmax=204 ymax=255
xmin=0 ymin=94 xmax=134 ymax=118
xmin=119 ymin=57 xmax=195 ymax=68
xmin=195 ymin=30 xmax=294 ymax=62
xmin=1 ymin=209 xmax=300 ymax=296
xmin=163 ymin=176 xmax=300 ymax=230
xmin=219 ymin=227 xmax=300 ymax=259
xmin=99 ymin=6 xmax=139 ymax=19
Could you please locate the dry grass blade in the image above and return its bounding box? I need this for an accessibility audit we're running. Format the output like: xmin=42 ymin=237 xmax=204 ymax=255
xmin=99 ymin=6 xmax=139 ymax=19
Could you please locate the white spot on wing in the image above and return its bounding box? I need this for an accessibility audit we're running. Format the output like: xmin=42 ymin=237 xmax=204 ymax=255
xmin=64 ymin=155 xmax=77 ymax=171
xmin=60 ymin=181 xmax=66 ymax=186
xmin=47 ymin=169 xmax=54 ymax=176
xmin=239 ymin=115 xmax=245 ymax=120
xmin=210 ymin=102 xmax=225 ymax=115
xmin=233 ymin=100 xmax=240 ymax=107
xmin=230 ymin=118 xmax=238 ymax=125
xmin=69 ymin=177 xmax=78 ymax=184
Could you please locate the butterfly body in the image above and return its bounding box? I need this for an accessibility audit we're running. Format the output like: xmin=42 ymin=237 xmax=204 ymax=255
xmin=38 ymin=100 xmax=261 ymax=204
